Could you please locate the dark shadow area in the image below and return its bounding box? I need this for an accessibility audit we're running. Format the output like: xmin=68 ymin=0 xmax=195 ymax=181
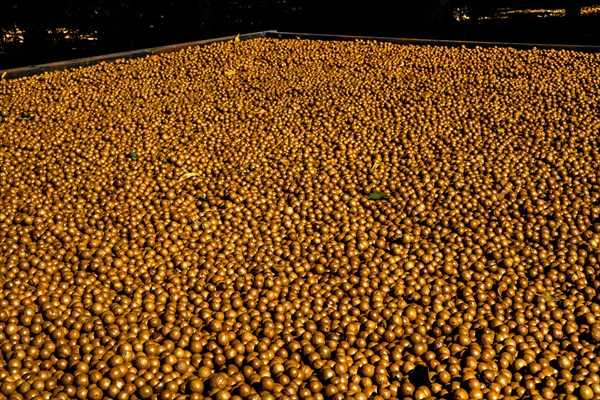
xmin=1 ymin=0 xmax=600 ymax=69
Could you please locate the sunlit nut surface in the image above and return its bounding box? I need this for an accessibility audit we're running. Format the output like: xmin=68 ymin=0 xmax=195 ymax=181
xmin=1 ymin=38 xmax=600 ymax=399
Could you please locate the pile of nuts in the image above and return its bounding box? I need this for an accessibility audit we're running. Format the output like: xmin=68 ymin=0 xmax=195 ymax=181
xmin=1 ymin=38 xmax=600 ymax=400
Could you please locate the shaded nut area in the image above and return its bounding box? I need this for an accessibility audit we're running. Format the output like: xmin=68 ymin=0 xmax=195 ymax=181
xmin=1 ymin=37 xmax=600 ymax=399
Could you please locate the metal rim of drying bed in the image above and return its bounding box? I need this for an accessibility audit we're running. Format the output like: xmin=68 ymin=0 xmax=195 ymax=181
xmin=2 ymin=30 xmax=600 ymax=80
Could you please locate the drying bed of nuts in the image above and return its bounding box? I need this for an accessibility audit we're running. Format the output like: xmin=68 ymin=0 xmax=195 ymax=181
xmin=1 ymin=38 xmax=600 ymax=400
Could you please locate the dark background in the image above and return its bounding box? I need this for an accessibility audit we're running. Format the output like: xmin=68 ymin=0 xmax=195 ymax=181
xmin=1 ymin=0 xmax=599 ymax=69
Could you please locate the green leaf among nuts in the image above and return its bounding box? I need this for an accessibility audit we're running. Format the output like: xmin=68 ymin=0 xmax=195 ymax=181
xmin=533 ymin=292 xmax=561 ymax=302
xmin=368 ymin=191 xmax=387 ymax=200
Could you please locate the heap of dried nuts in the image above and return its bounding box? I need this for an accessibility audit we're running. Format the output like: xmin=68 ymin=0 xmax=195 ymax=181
xmin=1 ymin=38 xmax=600 ymax=400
